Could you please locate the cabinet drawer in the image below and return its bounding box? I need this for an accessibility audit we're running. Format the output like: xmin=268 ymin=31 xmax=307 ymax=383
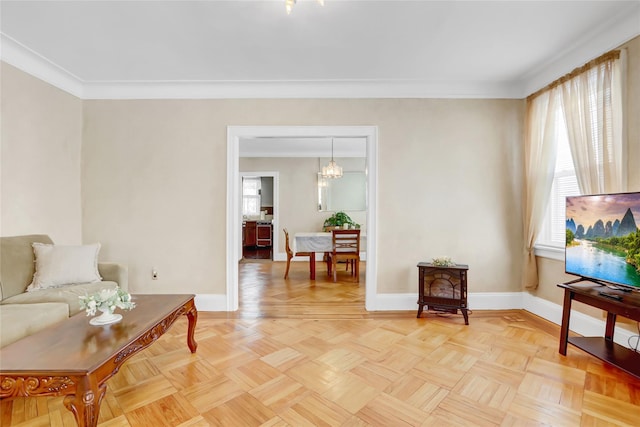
xmin=256 ymin=223 xmax=272 ymax=247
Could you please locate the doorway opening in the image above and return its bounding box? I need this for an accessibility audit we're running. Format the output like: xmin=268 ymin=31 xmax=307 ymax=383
xmin=227 ymin=126 xmax=378 ymax=312
xmin=240 ymin=172 xmax=278 ymax=261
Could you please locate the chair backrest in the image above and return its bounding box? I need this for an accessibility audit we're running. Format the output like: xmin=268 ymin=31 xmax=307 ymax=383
xmin=283 ymin=228 xmax=293 ymax=257
xmin=331 ymin=229 xmax=361 ymax=255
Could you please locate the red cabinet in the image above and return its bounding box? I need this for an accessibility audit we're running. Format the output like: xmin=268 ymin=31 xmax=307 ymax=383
xmin=257 ymin=223 xmax=272 ymax=247
xmin=243 ymin=221 xmax=257 ymax=247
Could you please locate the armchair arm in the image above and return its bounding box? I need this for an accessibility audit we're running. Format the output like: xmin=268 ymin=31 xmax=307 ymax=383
xmin=98 ymin=262 xmax=129 ymax=292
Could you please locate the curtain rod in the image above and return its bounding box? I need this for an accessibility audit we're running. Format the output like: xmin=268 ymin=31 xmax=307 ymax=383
xmin=526 ymin=49 xmax=620 ymax=102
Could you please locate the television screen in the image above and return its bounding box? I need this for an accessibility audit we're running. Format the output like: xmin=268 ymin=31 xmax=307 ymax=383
xmin=565 ymin=192 xmax=640 ymax=289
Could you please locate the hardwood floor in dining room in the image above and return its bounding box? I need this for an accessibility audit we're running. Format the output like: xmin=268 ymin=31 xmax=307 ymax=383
xmin=3 ymin=261 xmax=640 ymax=427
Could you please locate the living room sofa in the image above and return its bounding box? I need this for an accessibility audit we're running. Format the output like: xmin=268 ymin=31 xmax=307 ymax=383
xmin=0 ymin=234 xmax=128 ymax=348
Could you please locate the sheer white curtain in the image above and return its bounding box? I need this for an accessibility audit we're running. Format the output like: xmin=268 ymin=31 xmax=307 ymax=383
xmin=522 ymin=89 xmax=561 ymax=289
xmin=522 ymin=49 xmax=625 ymax=289
xmin=560 ymin=51 xmax=625 ymax=194
xmin=242 ymin=177 xmax=261 ymax=216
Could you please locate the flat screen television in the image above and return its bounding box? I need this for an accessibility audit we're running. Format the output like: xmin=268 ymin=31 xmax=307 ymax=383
xmin=565 ymin=191 xmax=640 ymax=290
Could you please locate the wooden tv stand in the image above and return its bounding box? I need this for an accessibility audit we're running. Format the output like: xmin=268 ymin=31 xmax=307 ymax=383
xmin=558 ymin=281 xmax=640 ymax=379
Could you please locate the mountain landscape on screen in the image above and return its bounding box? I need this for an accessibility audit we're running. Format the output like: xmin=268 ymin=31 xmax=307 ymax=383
xmin=566 ymin=207 xmax=638 ymax=239
xmin=565 ymin=193 xmax=640 ymax=289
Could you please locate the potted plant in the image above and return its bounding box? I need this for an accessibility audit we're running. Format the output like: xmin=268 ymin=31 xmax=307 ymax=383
xmin=323 ymin=211 xmax=357 ymax=230
xmin=79 ymin=286 xmax=136 ymax=325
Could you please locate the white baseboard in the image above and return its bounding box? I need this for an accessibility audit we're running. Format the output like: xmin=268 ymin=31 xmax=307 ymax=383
xmin=194 ymin=290 xmax=638 ymax=350
xmin=523 ymin=292 xmax=637 ymax=350
xmin=273 ymin=252 xmax=287 ymax=262
xmin=194 ymin=294 xmax=228 ymax=311
xmin=468 ymin=292 xmax=524 ymax=310
xmin=366 ymin=293 xmax=417 ymax=311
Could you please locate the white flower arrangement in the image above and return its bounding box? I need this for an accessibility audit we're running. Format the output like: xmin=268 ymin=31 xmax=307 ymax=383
xmin=79 ymin=287 xmax=136 ymax=316
xmin=432 ymin=256 xmax=456 ymax=267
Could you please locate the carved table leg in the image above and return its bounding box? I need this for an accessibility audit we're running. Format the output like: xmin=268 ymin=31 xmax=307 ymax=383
xmin=186 ymin=301 xmax=198 ymax=353
xmin=63 ymin=376 xmax=106 ymax=427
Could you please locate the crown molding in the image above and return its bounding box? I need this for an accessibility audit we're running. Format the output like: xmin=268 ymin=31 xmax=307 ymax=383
xmin=0 ymin=32 xmax=523 ymax=99
xmin=521 ymin=2 xmax=640 ymax=96
xmin=79 ymin=79 xmax=523 ymax=100
xmin=2 ymin=2 xmax=638 ymax=101
xmin=0 ymin=34 xmax=84 ymax=98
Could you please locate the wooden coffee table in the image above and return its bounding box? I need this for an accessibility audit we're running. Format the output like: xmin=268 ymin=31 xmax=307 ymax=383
xmin=0 ymin=294 xmax=197 ymax=427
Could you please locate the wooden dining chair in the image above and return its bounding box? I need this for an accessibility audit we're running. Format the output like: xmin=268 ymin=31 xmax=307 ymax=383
xmin=283 ymin=228 xmax=294 ymax=279
xmin=283 ymin=228 xmax=310 ymax=279
xmin=328 ymin=229 xmax=361 ymax=282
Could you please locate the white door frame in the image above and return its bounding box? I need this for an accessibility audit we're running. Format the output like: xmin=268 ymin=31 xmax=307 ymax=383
xmin=227 ymin=125 xmax=378 ymax=311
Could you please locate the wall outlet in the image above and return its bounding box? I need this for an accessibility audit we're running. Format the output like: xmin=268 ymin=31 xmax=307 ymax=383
xmin=152 ymin=269 xmax=158 ymax=280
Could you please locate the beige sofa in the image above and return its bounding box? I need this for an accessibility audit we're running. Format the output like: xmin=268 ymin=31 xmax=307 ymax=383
xmin=0 ymin=234 xmax=128 ymax=348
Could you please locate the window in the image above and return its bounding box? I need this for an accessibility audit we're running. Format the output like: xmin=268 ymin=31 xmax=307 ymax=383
xmin=535 ymin=56 xmax=621 ymax=253
xmin=242 ymin=177 xmax=261 ymax=216
xmin=537 ymin=111 xmax=580 ymax=248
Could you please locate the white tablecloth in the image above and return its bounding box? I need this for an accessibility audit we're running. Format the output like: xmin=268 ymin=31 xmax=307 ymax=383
xmin=294 ymin=232 xmax=366 ymax=253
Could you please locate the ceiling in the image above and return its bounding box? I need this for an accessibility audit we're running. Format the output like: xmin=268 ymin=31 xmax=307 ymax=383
xmin=1 ymin=1 xmax=639 ymax=99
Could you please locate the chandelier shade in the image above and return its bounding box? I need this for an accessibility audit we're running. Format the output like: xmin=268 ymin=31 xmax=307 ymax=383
xmin=321 ymin=138 xmax=343 ymax=179
xmin=286 ymin=0 xmax=324 ymax=15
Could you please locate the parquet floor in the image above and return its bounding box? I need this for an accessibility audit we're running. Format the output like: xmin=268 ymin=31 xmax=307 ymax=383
xmin=3 ymin=261 xmax=640 ymax=426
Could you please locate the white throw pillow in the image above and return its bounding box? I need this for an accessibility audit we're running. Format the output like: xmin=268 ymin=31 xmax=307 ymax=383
xmin=27 ymin=243 xmax=102 ymax=291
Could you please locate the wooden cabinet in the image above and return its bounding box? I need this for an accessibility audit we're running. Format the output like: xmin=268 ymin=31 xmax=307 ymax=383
xmin=257 ymin=223 xmax=272 ymax=247
xmin=244 ymin=221 xmax=257 ymax=247
xmin=243 ymin=221 xmax=272 ymax=248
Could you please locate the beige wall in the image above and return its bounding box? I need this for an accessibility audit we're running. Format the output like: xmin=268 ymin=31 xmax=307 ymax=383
xmin=626 ymin=36 xmax=640 ymax=188
xmin=532 ymin=35 xmax=640 ymax=321
xmin=3 ymin=31 xmax=636 ymax=309
xmin=80 ymin=98 xmax=524 ymax=295
xmin=2 ymin=34 xmax=637 ymax=309
xmin=1 ymin=63 xmax=83 ymax=243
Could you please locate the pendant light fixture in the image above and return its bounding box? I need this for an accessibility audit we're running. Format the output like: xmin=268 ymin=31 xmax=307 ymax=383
xmin=286 ymin=0 xmax=324 ymax=15
xmin=321 ymin=138 xmax=343 ymax=179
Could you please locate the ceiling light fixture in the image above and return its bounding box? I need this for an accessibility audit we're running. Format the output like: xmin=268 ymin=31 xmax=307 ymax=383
xmin=321 ymin=138 xmax=343 ymax=179
xmin=286 ymin=0 xmax=324 ymax=15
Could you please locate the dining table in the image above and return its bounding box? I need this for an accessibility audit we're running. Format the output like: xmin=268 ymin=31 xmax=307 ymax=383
xmin=294 ymin=231 xmax=365 ymax=280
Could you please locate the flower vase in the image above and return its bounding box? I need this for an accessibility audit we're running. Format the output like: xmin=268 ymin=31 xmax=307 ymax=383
xmin=90 ymin=308 xmax=123 ymax=326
